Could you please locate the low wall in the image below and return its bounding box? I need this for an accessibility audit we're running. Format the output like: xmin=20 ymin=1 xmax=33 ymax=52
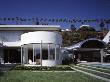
xmin=42 ymin=60 xmax=62 ymax=66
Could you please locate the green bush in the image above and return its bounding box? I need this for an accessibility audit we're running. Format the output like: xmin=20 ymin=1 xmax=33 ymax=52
xmin=14 ymin=65 xmax=73 ymax=71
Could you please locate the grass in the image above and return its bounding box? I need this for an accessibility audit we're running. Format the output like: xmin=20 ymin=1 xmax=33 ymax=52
xmin=0 ymin=70 xmax=105 ymax=82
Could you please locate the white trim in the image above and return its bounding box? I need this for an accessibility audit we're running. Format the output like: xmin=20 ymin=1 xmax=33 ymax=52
xmin=0 ymin=25 xmax=60 ymax=28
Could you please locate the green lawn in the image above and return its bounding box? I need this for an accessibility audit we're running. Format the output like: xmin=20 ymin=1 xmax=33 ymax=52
xmin=0 ymin=70 xmax=105 ymax=82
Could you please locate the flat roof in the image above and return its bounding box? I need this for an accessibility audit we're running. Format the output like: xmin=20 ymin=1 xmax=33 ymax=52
xmin=0 ymin=25 xmax=61 ymax=31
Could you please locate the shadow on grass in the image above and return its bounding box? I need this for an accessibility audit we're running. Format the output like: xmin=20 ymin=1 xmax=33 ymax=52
xmin=0 ymin=64 xmax=5 ymax=76
xmin=0 ymin=71 xmax=4 ymax=76
xmin=0 ymin=64 xmax=18 ymax=77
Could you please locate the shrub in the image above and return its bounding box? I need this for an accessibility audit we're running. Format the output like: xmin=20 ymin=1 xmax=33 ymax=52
xmin=14 ymin=65 xmax=73 ymax=71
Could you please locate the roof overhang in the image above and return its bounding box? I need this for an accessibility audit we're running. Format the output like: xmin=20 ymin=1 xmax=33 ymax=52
xmin=0 ymin=25 xmax=61 ymax=31
xmin=65 ymin=38 xmax=107 ymax=50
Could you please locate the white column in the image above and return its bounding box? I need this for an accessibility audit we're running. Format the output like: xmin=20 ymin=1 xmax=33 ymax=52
xmin=25 ymin=47 xmax=28 ymax=64
xmin=58 ymin=45 xmax=61 ymax=60
xmin=48 ymin=44 xmax=50 ymax=59
xmin=21 ymin=46 xmax=23 ymax=64
xmin=40 ymin=41 xmax=42 ymax=66
xmin=57 ymin=45 xmax=60 ymax=60
xmin=100 ymin=49 xmax=104 ymax=64
xmin=23 ymin=46 xmax=28 ymax=64
xmin=55 ymin=44 xmax=57 ymax=60
xmin=23 ymin=47 xmax=26 ymax=64
xmin=33 ymin=44 xmax=35 ymax=64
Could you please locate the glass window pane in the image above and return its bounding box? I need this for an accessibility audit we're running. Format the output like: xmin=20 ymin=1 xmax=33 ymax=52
xmin=56 ymin=45 xmax=60 ymax=60
xmin=28 ymin=44 xmax=33 ymax=62
xmin=22 ymin=44 xmax=29 ymax=64
xmin=42 ymin=44 xmax=48 ymax=60
xmin=34 ymin=44 xmax=40 ymax=65
xmin=50 ymin=44 xmax=55 ymax=60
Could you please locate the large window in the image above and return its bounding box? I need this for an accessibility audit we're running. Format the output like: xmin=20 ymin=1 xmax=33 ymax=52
xmin=49 ymin=44 xmax=55 ymax=60
xmin=0 ymin=31 xmax=23 ymax=42
xmin=21 ymin=43 xmax=60 ymax=64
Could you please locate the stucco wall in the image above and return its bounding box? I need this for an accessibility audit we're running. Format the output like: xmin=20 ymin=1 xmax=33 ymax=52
xmin=21 ymin=31 xmax=62 ymax=45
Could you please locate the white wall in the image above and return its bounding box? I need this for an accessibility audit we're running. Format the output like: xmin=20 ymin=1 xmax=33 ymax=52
xmin=3 ymin=42 xmax=21 ymax=47
xmin=21 ymin=31 xmax=62 ymax=45
xmin=42 ymin=60 xmax=62 ymax=66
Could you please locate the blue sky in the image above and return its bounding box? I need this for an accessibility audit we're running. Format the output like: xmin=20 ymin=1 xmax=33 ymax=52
xmin=0 ymin=0 xmax=110 ymax=30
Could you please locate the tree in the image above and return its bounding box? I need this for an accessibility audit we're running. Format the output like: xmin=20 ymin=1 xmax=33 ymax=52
xmin=78 ymin=25 xmax=96 ymax=32
xmin=99 ymin=22 xmax=105 ymax=31
xmin=77 ymin=25 xmax=96 ymax=39
xmin=70 ymin=24 xmax=76 ymax=31
xmin=107 ymin=42 xmax=110 ymax=49
xmin=3 ymin=18 xmax=7 ymax=21
xmin=105 ymin=20 xmax=110 ymax=30
xmin=89 ymin=27 xmax=96 ymax=31
xmin=35 ymin=22 xmax=39 ymax=25
xmin=61 ymin=31 xmax=81 ymax=47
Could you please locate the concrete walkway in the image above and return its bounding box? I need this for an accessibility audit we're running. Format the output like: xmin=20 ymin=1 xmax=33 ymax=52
xmin=78 ymin=64 xmax=110 ymax=72
xmin=75 ymin=65 xmax=110 ymax=76
xmin=31 ymin=71 xmax=76 ymax=72
xmin=0 ymin=64 xmax=17 ymax=72
xmin=70 ymin=67 xmax=110 ymax=82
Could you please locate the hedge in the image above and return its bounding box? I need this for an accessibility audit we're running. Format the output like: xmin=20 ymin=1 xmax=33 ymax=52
xmin=14 ymin=65 xmax=73 ymax=71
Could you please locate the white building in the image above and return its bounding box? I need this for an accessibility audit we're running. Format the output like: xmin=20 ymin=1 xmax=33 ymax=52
xmin=64 ymin=38 xmax=107 ymax=62
xmin=0 ymin=25 xmax=62 ymax=66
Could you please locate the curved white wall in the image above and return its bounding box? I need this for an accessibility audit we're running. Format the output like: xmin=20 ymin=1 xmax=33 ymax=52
xmin=21 ymin=31 xmax=62 ymax=66
xmin=21 ymin=31 xmax=62 ymax=45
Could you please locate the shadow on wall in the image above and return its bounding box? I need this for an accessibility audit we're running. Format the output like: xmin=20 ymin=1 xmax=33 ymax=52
xmin=62 ymin=57 xmax=73 ymax=65
xmin=61 ymin=50 xmax=73 ymax=65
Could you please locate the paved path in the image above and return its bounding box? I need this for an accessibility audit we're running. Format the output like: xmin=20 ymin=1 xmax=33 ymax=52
xmin=0 ymin=64 xmax=16 ymax=72
xmin=75 ymin=65 xmax=110 ymax=76
xmin=78 ymin=64 xmax=110 ymax=72
xmin=70 ymin=67 xmax=110 ymax=82
xmin=31 ymin=71 xmax=76 ymax=72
